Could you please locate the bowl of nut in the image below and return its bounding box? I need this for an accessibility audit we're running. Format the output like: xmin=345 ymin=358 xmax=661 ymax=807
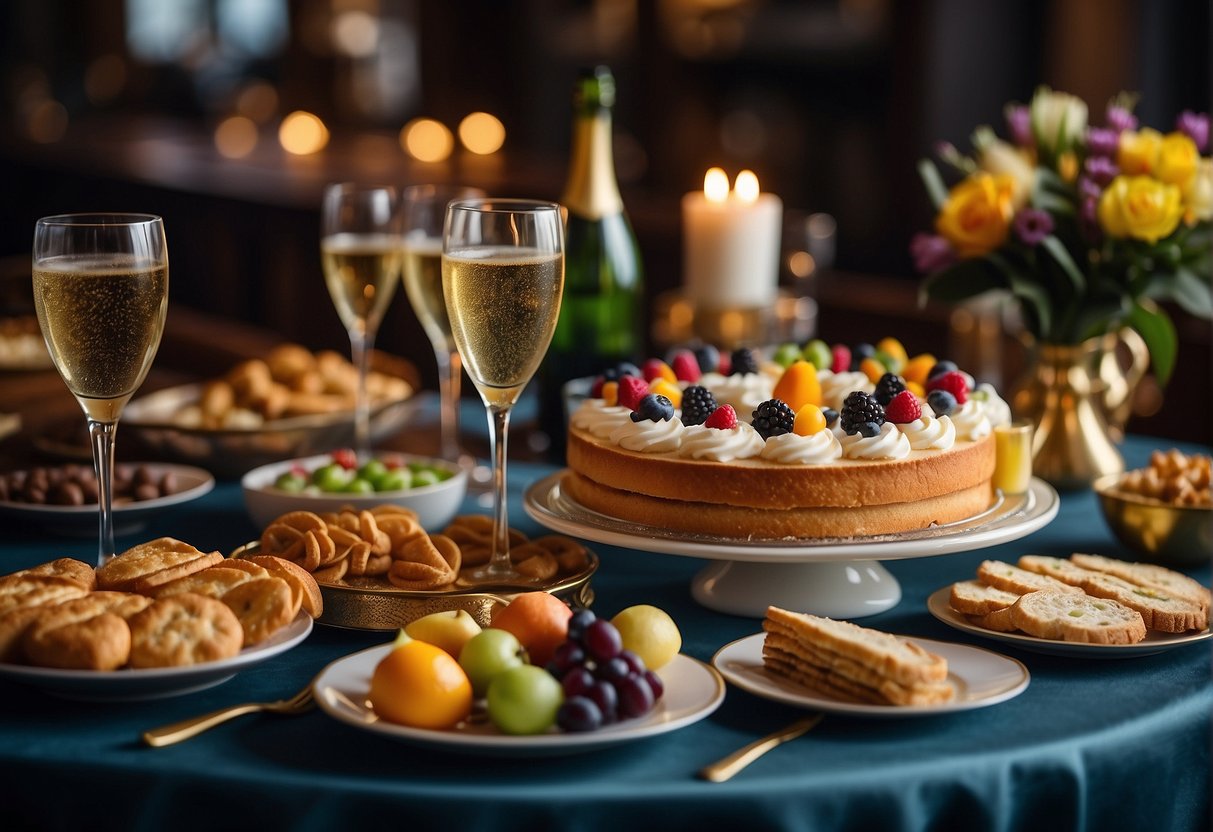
xmin=124 ymin=344 xmax=419 ymax=477
xmin=0 ymin=462 xmax=215 ymax=537
xmin=1095 ymin=450 xmax=1212 ymax=567
xmin=242 ymin=451 xmax=468 ymax=532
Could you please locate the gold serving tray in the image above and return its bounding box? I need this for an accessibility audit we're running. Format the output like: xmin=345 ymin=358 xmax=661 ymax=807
xmin=229 ymin=542 xmax=598 ymax=631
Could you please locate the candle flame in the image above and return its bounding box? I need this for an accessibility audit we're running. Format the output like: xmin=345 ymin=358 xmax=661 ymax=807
xmin=704 ymin=167 xmax=729 ymax=203
xmin=734 ymin=170 xmax=760 ymax=203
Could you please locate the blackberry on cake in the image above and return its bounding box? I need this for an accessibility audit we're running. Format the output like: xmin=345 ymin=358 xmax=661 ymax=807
xmin=840 ymin=391 xmax=885 ymax=435
xmin=751 ymin=399 xmax=796 ymax=440
xmin=873 ymin=373 xmax=907 ymax=406
xmin=730 ymin=347 xmax=759 ymax=376
xmin=680 ymin=385 xmax=717 ymax=426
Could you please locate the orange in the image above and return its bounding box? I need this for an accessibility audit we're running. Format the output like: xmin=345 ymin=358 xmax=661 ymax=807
xmin=490 ymin=591 xmax=572 ymax=667
xmin=793 ymin=404 xmax=827 ymax=436
xmin=368 ymin=633 xmax=473 ymax=730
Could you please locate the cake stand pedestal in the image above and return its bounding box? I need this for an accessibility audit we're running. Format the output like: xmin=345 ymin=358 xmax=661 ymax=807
xmin=691 ymin=560 xmax=901 ymax=618
xmin=524 ymin=473 xmax=1059 ymax=620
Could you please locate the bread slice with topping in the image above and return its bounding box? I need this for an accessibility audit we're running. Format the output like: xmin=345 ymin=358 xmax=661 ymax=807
xmin=1076 ymin=573 xmax=1207 ymax=633
xmin=1009 ymin=590 xmax=1146 ymax=644
xmin=1069 ymin=553 xmax=1210 ymax=610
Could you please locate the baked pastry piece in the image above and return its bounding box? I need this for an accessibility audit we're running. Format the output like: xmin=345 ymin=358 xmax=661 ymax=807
xmin=22 ymin=592 xmax=153 ymax=670
xmin=1008 ymin=591 xmax=1147 ymax=644
xmin=762 ymin=606 xmax=953 ymax=705
xmin=127 ymin=593 xmax=243 ymax=667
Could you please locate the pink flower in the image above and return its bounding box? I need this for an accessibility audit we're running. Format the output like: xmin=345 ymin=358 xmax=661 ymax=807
xmin=1085 ymin=127 xmax=1120 ymax=158
xmin=1106 ymin=104 xmax=1138 ymax=133
xmin=1176 ymin=110 xmax=1210 ymax=153
xmin=910 ymin=233 xmax=956 ymax=273
xmin=1013 ymin=208 xmax=1054 ymax=246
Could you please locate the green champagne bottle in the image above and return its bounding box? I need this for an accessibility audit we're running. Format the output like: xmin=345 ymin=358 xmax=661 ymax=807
xmin=540 ymin=66 xmax=645 ymax=457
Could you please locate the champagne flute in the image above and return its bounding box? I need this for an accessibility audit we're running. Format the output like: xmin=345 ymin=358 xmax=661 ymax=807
xmin=400 ymin=184 xmax=485 ymax=472
xmin=32 ymin=213 xmax=169 ymax=565
xmin=321 ymin=183 xmax=402 ymax=461
xmin=443 ymin=199 xmax=564 ymax=584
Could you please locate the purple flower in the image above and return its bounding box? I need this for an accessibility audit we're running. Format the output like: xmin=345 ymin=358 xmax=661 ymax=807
xmin=1176 ymin=110 xmax=1210 ymax=153
xmin=1080 ymin=195 xmax=1103 ymax=243
xmin=1083 ymin=155 xmax=1118 ymax=187
xmin=1013 ymin=209 xmax=1054 ymax=247
xmin=1005 ymin=105 xmax=1033 ymax=147
xmin=910 ymin=233 xmax=956 ymax=273
xmin=1106 ymin=104 xmax=1137 ymax=133
xmin=1078 ymin=176 xmax=1103 ymax=202
xmin=1086 ymin=127 xmax=1120 ymax=158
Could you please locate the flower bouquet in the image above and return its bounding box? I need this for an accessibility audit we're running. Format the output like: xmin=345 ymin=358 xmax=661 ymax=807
xmin=912 ymin=86 xmax=1211 ymax=385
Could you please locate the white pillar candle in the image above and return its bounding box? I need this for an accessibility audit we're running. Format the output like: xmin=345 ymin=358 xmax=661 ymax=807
xmin=682 ymin=168 xmax=783 ymax=310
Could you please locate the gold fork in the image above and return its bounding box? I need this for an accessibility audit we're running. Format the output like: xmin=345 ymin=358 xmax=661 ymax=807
xmin=698 ymin=713 xmax=824 ymax=782
xmin=142 ymin=680 xmax=316 ymax=748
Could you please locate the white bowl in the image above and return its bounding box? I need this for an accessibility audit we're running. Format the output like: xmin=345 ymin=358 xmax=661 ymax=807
xmin=241 ymin=453 xmax=467 ymax=532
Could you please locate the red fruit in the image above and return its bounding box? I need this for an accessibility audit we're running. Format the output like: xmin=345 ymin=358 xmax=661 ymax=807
xmin=617 ymin=375 xmax=649 ymax=411
xmin=331 ymin=448 xmax=358 ymax=469
xmin=703 ymin=404 xmax=738 ymax=430
xmin=716 ymin=352 xmax=732 ymax=376
xmin=641 ymin=358 xmax=675 ymax=383
xmin=670 ymin=350 xmax=701 ymax=383
xmin=884 ymin=390 xmax=922 ymax=424
xmin=290 ymin=464 xmax=310 ymax=479
xmin=831 ymin=345 xmax=851 ymax=374
xmin=926 ymin=370 xmax=969 ymax=405
xmin=590 ymin=375 xmax=606 ymax=398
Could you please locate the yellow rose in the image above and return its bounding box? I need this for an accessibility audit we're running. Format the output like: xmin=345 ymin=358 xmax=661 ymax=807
xmin=935 ymin=173 xmax=1015 ymax=258
xmin=1117 ymin=128 xmax=1163 ymax=176
xmin=1097 ymin=175 xmax=1183 ymax=243
xmin=1155 ymin=132 xmax=1199 ymax=189
xmin=977 ymin=138 xmax=1036 ymax=209
xmin=1183 ymin=158 xmax=1213 ymax=223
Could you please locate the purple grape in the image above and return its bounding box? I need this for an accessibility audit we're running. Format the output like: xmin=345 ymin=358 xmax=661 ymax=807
xmin=595 ymin=656 xmax=630 ymax=684
xmin=587 ymin=679 xmax=618 ymax=723
xmin=617 ymin=674 xmax=655 ymax=719
xmin=583 ymin=619 xmax=623 ymax=662
xmin=556 ymin=696 xmax=604 ymax=733
xmin=561 ymin=666 xmax=595 ymax=698
xmin=618 ymin=649 xmax=646 ymax=676
xmin=549 ymin=641 xmax=586 ymax=675
xmin=567 ymin=609 xmax=597 ymax=642
xmin=643 ymin=669 xmax=665 ymax=701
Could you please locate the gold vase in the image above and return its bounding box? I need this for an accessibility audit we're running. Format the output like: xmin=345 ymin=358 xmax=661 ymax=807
xmin=1010 ymin=336 xmax=1143 ymax=490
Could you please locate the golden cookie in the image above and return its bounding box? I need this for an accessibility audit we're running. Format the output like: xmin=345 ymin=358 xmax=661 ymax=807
xmin=0 ymin=575 xmax=90 ymax=616
xmin=127 ymin=593 xmax=243 ymax=667
xmin=241 ymin=556 xmax=323 ymax=618
xmin=388 ymin=534 xmax=461 ymax=590
xmin=22 ymin=592 xmax=151 ymax=670
xmin=11 ymin=558 xmax=97 ymax=590
xmin=133 ymin=551 xmax=225 ymax=595
xmin=221 ymin=577 xmax=295 ymax=646
xmin=152 ymin=567 xmax=255 ymax=600
xmin=96 ymin=537 xmax=206 ymax=592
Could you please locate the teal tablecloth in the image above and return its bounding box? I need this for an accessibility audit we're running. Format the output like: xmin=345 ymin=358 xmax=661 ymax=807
xmin=0 ymin=437 xmax=1208 ymax=832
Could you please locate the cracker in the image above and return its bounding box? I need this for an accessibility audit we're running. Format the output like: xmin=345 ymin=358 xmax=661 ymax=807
xmin=127 ymin=593 xmax=243 ymax=667
xmin=0 ymin=605 xmax=51 ymax=663
xmin=96 ymin=538 xmax=206 ymax=591
xmin=0 ymin=575 xmax=90 ymax=616
xmin=152 ymin=567 xmax=255 ymax=600
xmin=24 ymin=612 xmax=131 ymax=671
xmin=10 ymin=558 xmax=97 ymax=590
xmin=241 ymin=555 xmax=322 ymax=618
xmin=221 ymin=577 xmax=295 ymax=646
xmin=132 ymin=551 xmax=224 ymax=595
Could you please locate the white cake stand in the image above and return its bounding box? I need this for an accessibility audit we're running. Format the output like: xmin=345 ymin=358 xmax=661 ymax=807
xmin=524 ymin=473 xmax=1059 ymax=619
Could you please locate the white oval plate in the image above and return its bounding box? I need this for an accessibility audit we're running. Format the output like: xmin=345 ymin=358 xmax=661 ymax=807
xmin=0 ymin=463 xmax=215 ymax=538
xmin=926 ymin=586 xmax=1213 ymax=658
xmin=315 ymin=644 xmax=725 ymax=756
xmin=0 ymin=613 xmax=312 ymax=701
xmin=525 ymin=473 xmax=1059 ymax=563
xmin=712 ymin=632 xmax=1029 ymax=717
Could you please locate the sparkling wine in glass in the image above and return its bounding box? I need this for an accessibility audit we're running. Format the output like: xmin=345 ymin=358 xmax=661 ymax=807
xmin=443 ymin=199 xmax=564 ymax=584
xmin=321 ymin=183 xmax=402 ymax=460
xmin=32 ymin=213 xmax=169 ymax=565
xmin=401 ymin=184 xmax=485 ymax=472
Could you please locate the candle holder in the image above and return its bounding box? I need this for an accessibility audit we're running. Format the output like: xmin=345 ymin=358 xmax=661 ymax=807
xmin=651 ymin=290 xmax=816 ymax=352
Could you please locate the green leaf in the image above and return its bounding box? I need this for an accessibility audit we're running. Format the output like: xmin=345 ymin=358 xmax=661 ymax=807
xmin=1039 ymin=235 xmax=1086 ymax=297
xmin=1033 ymin=191 xmax=1077 ymax=216
xmin=1127 ymin=300 xmax=1178 ymax=385
xmin=1005 ymin=271 xmax=1054 ymax=338
xmin=1171 ymin=267 xmax=1213 ymax=318
xmin=918 ymin=260 xmax=1005 ymax=306
xmin=917 ymin=159 xmax=949 ymax=210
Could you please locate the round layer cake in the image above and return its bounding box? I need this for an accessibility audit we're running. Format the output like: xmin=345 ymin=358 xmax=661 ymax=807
xmin=563 ymin=344 xmax=1008 ymax=540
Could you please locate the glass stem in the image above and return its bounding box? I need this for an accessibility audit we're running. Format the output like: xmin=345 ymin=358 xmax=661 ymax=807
xmin=437 ymin=348 xmax=462 ymax=461
xmin=88 ymin=419 xmax=118 ymax=566
xmin=350 ymin=328 xmax=372 ymax=460
xmin=486 ymin=403 xmax=513 ymax=576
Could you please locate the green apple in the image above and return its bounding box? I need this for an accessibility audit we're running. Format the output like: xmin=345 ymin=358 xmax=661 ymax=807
xmin=486 ymin=665 xmax=563 ymax=735
xmin=404 ymin=610 xmax=483 ymax=659
xmin=458 ymin=628 xmax=526 ymax=697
